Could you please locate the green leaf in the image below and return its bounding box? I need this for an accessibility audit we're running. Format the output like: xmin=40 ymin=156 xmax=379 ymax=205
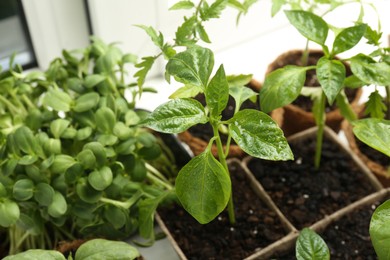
xmin=48 ymin=191 xmax=67 ymax=218
xmin=166 ymin=46 xmax=214 ymax=89
xmin=200 ymin=0 xmax=228 ymax=20
xmin=344 ymin=75 xmax=365 ymax=88
xmin=142 ymin=98 xmax=207 ymax=133
xmin=260 ymin=66 xmax=307 ymax=113
xmin=34 ymin=183 xmax=55 ymax=206
xmin=168 ymin=84 xmax=203 ymax=99
xmin=271 ymin=0 xmax=285 ymax=16
xmin=0 ymin=183 xmax=6 ymax=197
xmin=76 ymin=127 xmax=93 ymax=141
xmin=228 ymin=109 xmax=293 ymax=160
xmin=350 ymin=54 xmax=390 ymax=86
xmin=370 ymin=199 xmax=390 ymax=260
xmin=0 ymin=199 xmax=19 ymax=227
xmin=88 ymin=166 xmax=113 ymax=191
xmin=227 ymin=74 xmax=252 ymax=87
xmin=285 ymin=10 xmax=328 ymax=45
xmin=17 ymin=213 xmax=43 ymax=235
xmin=2 ymin=249 xmax=66 ymax=260
xmin=50 ymin=155 xmax=76 ymax=174
xmin=43 ymin=139 xmax=61 ymax=155
xmin=134 ymin=56 xmax=155 ymax=87
xmin=335 ymin=90 xmax=357 ymax=122
xmin=364 ymin=24 xmax=382 ymax=46
xmin=175 ymin=150 xmax=231 ymax=224
xmin=316 ymin=57 xmax=345 ymax=104
xmin=18 ymin=155 xmax=38 ymax=165
xmin=67 ymin=77 xmax=85 ymax=93
xmin=50 ymin=119 xmax=70 ymax=139
xmin=364 ymin=90 xmax=387 ymax=119
xmin=196 ymin=24 xmax=211 ymax=43
xmin=75 ymin=239 xmax=140 ymax=260
xmin=332 ymin=24 xmax=367 ymax=55
xmin=14 ymin=126 xmax=38 ymax=155
xmin=169 ymin=1 xmax=195 ymax=10
xmin=352 ymin=118 xmax=390 ymax=157
xmin=95 ymin=107 xmax=116 ymax=134
xmin=175 ymin=16 xmax=197 ymax=46
xmin=135 ymin=25 xmax=163 ymax=48
xmin=104 ymin=205 xmax=127 ymax=229
xmin=83 ymin=142 xmax=107 ymax=168
xmin=296 ymin=228 xmax=330 ymax=260
xmin=13 ymin=179 xmax=34 ymax=201
xmin=43 ymin=89 xmax=72 ymax=112
xmin=206 ymin=65 xmax=229 ymax=118
xmin=76 ymin=178 xmax=102 ymax=203
xmin=73 ymin=92 xmax=100 ymax=113
xmin=229 ymin=85 xmax=258 ymax=109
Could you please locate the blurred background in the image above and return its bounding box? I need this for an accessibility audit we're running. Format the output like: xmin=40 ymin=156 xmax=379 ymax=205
xmin=1 ymin=0 xmax=390 ymax=108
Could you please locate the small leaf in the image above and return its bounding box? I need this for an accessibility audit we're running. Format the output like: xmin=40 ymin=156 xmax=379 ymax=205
xmin=76 ymin=178 xmax=102 ymax=203
xmin=226 ymin=74 xmax=252 ymax=87
xmin=76 ymin=127 xmax=93 ymax=140
xmin=175 ymin=151 xmax=231 ymax=224
xmin=142 ymin=98 xmax=207 ymax=133
xmin=134 ymin=56 xmax=155 ymax=87
xmin=83 ymin=142 xmax=107 ymax=167
xmin=48 ymin=191 xmax=67 ymax=218
xmin=332 ymin=24 xmax=367 ymax=55
xmin=50 ymin=155 xmax=76 ymax=174
xmin=228 ymin=109 xmax=293 ymax=160
xmin=271 ymin=0 xmax=285 ymax=16
xmin=335 ymin=90 xmax=357 ymax=122
xmin=34 ymin=183 xmax=55 ymax=206
xmin=229 ymin=85 xmax=258 ymax=109
xmin=50 ymin=119 xmax=71 ymax=139
xmin=13 ymin=179 xmax=34 ymax=201
xmin=88 ymin=166 xmax=113 ymax=191
xmin=2 ymin=249 xmax=66 ymax=260
xmin=260 ymin=66 xmax=307 ymax=113
xmin=200 ymin=0 xmax=228 ymax=20
xmin=73 ymin=92 xmax=100 ymax=112
xmin=104 ymin=205 xmax=126 ymax=229
xmin=206 ymin=65 xmax=229 ymax=118
xmin=77 ymin=149 xmax=96 ymax=169
xmin=296 ymin=228 xmax=330 ymax=260
xmin=352 ymin=118 xmax=390 ymax=157
xmin=75 ymin=239 xmax=140 ymax=260
xmin=285 ymin=10 xmax=328 ymax=45
xmin=350 ymin=54 xmax=390 ymax=86
xmin=14 ymin=126 xmax=38 ymax=155
xmin=84 ymin=74 xmax=106 ymax=88
xmin=0 ymin=199 xmax=20 ymax=227
xmin=364 ymin=90 xmax=387 ymax=119
xmin=316 ymin=57 xmax=345 ymax=104
xmin=166 ymin=46 xmax=214 ymax=89
xmin=43 ymin=89 xmax=72 ymax=112
xmin=135 ymin=25 xmax=163 ymax=48
xmin=169 ymin=1 xmax=195 ymax=10
xmin=370 ymin=199 xmax=390 ymax=260
xmin=175 ymin=16 xmax=197 ymax=46
xmin=168 ymin=84 xmax=203 ymax=99
xmin=95 ymin=107 xmax=116 ymax=134
xmin=196 ymin=24 xmax=211 ymax=43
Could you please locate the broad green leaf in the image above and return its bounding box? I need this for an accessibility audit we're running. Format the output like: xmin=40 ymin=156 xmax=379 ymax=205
xmin=206 ymin=65 xmax=229 ymax=118
xmin=352 ymin=118 xmax=390 ymax=157
xmin=332 ymin=24 xmax=367 ymax=55
xmin=370 ymin=199 xmax=390 ymax=260
xmin=142 ymin=98 xmax=207 ymax=133
xmin=196 ymin=24 xmax=211 ymax=43
xmin=76 ymin=178 xmax=102 ymax=203
xmin=285 ymin=10 xmax=328 ymax=45
xmin=130 ymin=158 xmax=147 ymax=182
xmin=65 ymin=163 xmax=83 ymax=184
xmin=0 ymin=199 xmax=19 ymax=227
xmin=226 ymin=74 xmax=252 ymax=87
xmin=43 ymin=139 xmax=61 ymax=155
xmin=169 ymin=1 xmax=195 ymax=10
xmin=50 ymin=155 xmax=76 ymax=174
xmin=296 ymin=228 xmax=330 ymax=260
xmin=18 ymin=155 xmax=38 ymax=165
xmin=88 ymin=166 xmax=113 ymax=191
xmin=26 ymin=164 xmax=47 ymax=183
xmin=95 ymin=107 xmax=116 ymax=134
xmin=48 ymin=191 xmax=67 ymax=218
xmin=135 ymin=25 xmax=163 ymax=48
xmin=350 ymin=54 xmax=390 ymax=86
xmin=34 ymin=183 xmax=55 ymax=206
xmin=104 ymin=205 xmax=127 ymax=229
xmin=50 ymin=119 xmax=70 ymax=139
xmin=75 ymin=239 xmax=140 ymax=260
xmin=13 ymin=179 xmax=34 ymax=201
xmin=14 ymin=126 xmax=37 ymax=155
xmin=335 ymin=91 xmax=357 ymax=122
xmin=344 ymin=75 xmax=365 ymax=88
xmin=3 ymin=249 xmax=66 ymax=260
xmin=73 ymin=92 xmax=100 ymax=112
xmin=229 ymin=85 xmax=258 ymax=109
xmin=228 ymin=109 xmax=293 ymax=160
xmin=134 ymin=56 xmax=155 ymax=87
xmin=76 ymin=127 xmax=93 ymax=141
xmin=169 ymin=84 xmax=203 ymax=99
xmin=67 ymin=77 xmax=85 ymax=93
xmin=166 ymin=46 xmax=214 ymax=89
xmin=316 ymin=57 xmax=345 ymax=104
xmin=43 ymin=89 xmax=72 ymax=112
xmin=260 ymin=66 xmax=307 ymax=113
xmin=176 ymin=151 xmax=231 ymax=224
xmin=83 ymin=142 xmax=107 ymax=168
xmin=97 ymin=134 xmax=118 ymax=146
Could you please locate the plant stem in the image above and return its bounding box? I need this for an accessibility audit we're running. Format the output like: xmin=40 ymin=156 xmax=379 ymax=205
xmin=314 ymin=92 xmax=326 ymax=169
xmin=211 ymin=122 xmax=236 ymax=225
xmin=146 ymin=171 xmax=173 ymax=190
xmin=301 ymin=39 xmax=310 ymax=66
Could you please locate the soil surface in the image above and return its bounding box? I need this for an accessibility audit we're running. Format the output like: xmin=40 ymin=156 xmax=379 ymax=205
xmin=158 ymin=161 xmax=288 ymax=260
xmin=247 ymin=133 xmax=377 ymax=230
xmin=274 ymin=199 xmax=385 ymax=259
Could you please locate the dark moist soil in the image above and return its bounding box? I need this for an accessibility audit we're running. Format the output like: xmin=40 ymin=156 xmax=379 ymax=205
xmin=274 ymin=199 xmax=386 ymax=260
xmin=188 ymin=89 xmax=260 ymax=144
xmin=157 ymin=161 xmax=288 ymax=260
xmin=269 ymin=50 xmax=356 ymax=112
xmin=247 ymin=134 xmax=377 ymax=230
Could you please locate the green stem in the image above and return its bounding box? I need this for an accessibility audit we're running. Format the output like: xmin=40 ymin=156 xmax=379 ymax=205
xmin=0 ymin=95 xmax=21 ymax=116
xmin=145 ymin=163 xmax=171 ymax=185
xmin=100 ymin=190 xmax=144 ymax=209
xmin=146 ymin=171 xmax=173 ymax=190
xmin=314 ymin=92 xmax=326 ymax=169
xmin=22 ymin=94 xmax=36 ymax=110
xmin=211 ymin=122 xmax=236 ymax=225
xmin=301 ymin=39 xmax=310 ymax=66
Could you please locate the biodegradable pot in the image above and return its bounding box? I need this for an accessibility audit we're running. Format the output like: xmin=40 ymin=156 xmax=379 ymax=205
xmin=156 ymin=159 xmax=297 ymax=260
xmin=342 ymin=119 xmax=390 ymax=187
xmin=266 ymin=50 xmax=363 ymax=137
xmin=178 ymin=79 xmax=262 ymax=158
